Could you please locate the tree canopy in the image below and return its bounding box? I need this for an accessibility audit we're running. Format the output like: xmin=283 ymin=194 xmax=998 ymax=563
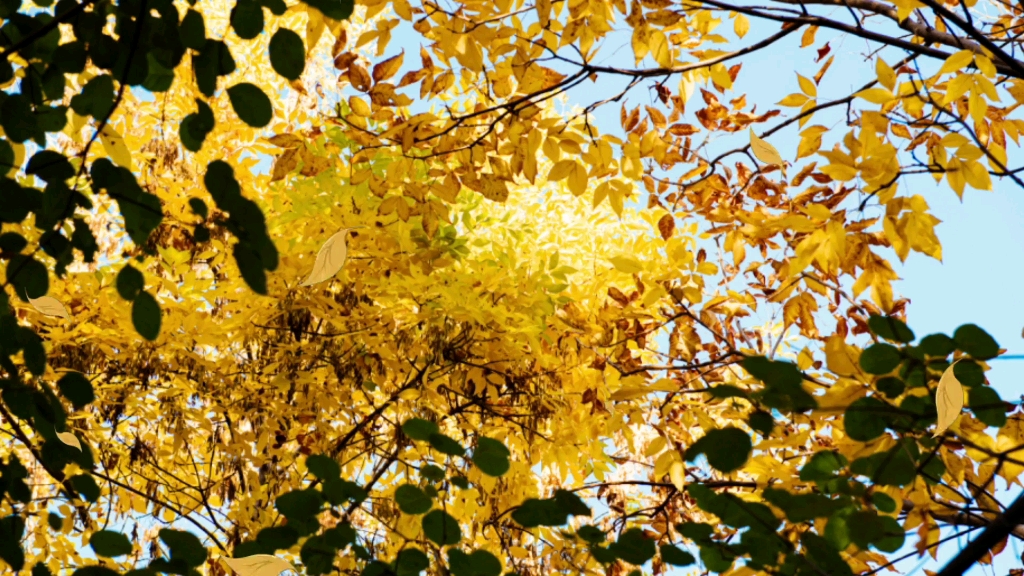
xmin=1 ymin=0 xmax=1023 ymax=575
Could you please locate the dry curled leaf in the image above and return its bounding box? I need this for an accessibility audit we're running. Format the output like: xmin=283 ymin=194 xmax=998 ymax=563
xmin=223 ymin=554 xmax=297 ymax=576
xmin=749 ymin=128 xmax=783 ymax=166
xmin=934 ymin=362 xmax=964 ymax=437
xmin=302 ymin=228 xmax=362 ymax=286
xmin=56 ymin=431 xmax=82 ymax=451
xmin=28 ymin=294 xmax=71 ymax=320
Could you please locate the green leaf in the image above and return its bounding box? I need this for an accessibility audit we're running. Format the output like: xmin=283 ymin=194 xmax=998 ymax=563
xmin=323 ymin=479 xmax=366 ymax=505
xmin=919 ymin=333 xmax=955 ymax=357
xmin=801 ymin=532 xmax=853 ymax=576
xmin=17 ymin=327 xmax=45 ymax=376
xmin=301 ymin=0 xmax=354 ymax=20
xmin=180 ymin=99 xmax=215 ymax=152
xmin=159 ymin=529 xmax=208 ymax=567
xmin=422 ymin=510 xmax=461 ymax=546
xmin=699 ymin=545 xmax=734 ymax=573
xmin=47 ymin=512 xmax=62 ymax=531
xmin=447 ymin=549 xmax=500 ymax=576
xmin=257 ymin=0 xmax=287 ymax=15
xmin=859 ymin=344 xmax=901 ymax=375
xmin=471 ymin=437 xmax=510 ymax=477
xmin=843 ymin=397 xmax=889 ymax=442
xmin=142 ymin=53 xmax=175 ymax=93
xmin=32 ymin=563 xmax=52 ymax=576
xmin=429 ymin=432 xmax=465 ymax=456
xmin=402 ymin=418 xmax=439 ymax=440
xmin=269 ymin=28 xmax=305 ymax=81
xmin=395 ymin=548 xmax=429 ymax=576
xmin=742 ymin=356 xmax=816 ymax=412
xmin=675 ymin=522 xmax=714 ymax=543
xmin=1 ymin=95 xmax=39 ymax=143
xmin=659 ymin=544 xmax=695 ymax=566
xmin=871 ymin=492 xmax=897 ymax=513
xmin=608 ymin=528 xmax=656 ymax=566
xmin=230 ymin=0 xmax=264 ymax=39
xmin=234 ymin=242 xmax=268 ymax=295
xmin=300 ymin=534 xmax=337 ymax=576
xmin=876 ymin=376 xmax=905 ymax=399
xmin=89 ymin=530 xmax=133 ymax=557
xmin=762 ymin=488 xmax=842 ymax=523
xmin=683 ymin=427 xmax=751 ymax=474
xmin=395 ymin=484 xmax=433 ymax=514
xmin=511 ymin=498 xmax=572 ymax=528
xmin=7 ymin=254 xmax=49 ymax=302
xmin=867 ymin=314 xmax=914 ymax=343
xmin=255 ymin=526 xmax=299 ymax=551
xmin=577 ymin=525 xmax=605 ymax=544
xmin=132 ymin=291 xmax=162 ymax=341
xmin=969 ymin=386 xmax=1006 ymax=428
xmin=0 ymin=231 xmax=26 ymax=253
xmin=850 ymin=442 xmax=917 ymax=487
xmin=57 ymin=371 xmax=94 ymax=409
xmin=116 ymin=264 xmax=144 ymax=300
xmin=227 ymin=83 xmax=273 ymax=128
xmin=747 ymin=411 xmax=774 ymax=436
xmin=276 ymin=489 xmax=324 ymax=519
xmin=0 ymin=515 xmax=25 ymax=570
xmin=26 ymin=150 xmax=74 ymax=182
xmin=69 ymin=474 xmax=100 ymax=502
xmin=799 ymin=450 xmax=847 ymax=482
xmin=180 ymin=9 xmax=206 ymax=50
xmin=421 ymin=464 xmax=445 ymax=482
xmin=70 ymin=75 xmax=115 ymax=119
xmin=953 ymin=360 xmax=985 ymax=387
xmin=953 ymin=324 xmax=999 ymax=360
xmin=305 ymin=454 xmax=340 ymax=480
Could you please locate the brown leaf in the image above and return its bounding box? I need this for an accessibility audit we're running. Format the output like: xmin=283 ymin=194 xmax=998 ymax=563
xmin=479 ymin=174 xmax=509 ymax=203
xmin=608 ymin=287 xmax=630 ymax=305
xmin=657 ymin=214 xmax=675 ymax=240
xmin=271 ymin=148 xmax=300 ymax=182
xmin=349 ymin=63 xmax=372 ymax=92
xmin=372 ymin=51 xmax=405 ymax=83
xmin=333 ymin=52 xmax=358 ymax=71
xmin=331 ymin=28 xmax=347 ymax=58
xmin=667 ymin=123 xmax=698 ymax=136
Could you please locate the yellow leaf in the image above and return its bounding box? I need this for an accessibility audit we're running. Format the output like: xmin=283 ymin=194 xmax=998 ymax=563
xmin=223 ymin=555 xmax=297 ymax=576
xmin=548 ymin=159 xmax=574 ymax=181
xmin=801 ymin=25 xmax=817 ymax=47
xmin=608 ymin=256 xmax=643 ymax=274
xmin=778 ymin=93 xmax=809 ymax=107
xmin=876 ymin=58 xmax=896 ymax=91
xmin=855 ymin=88 xmax=895 ymax=105
xmin=28 ymin=294 xmax=71 ymax=320
xmin=305 ymin=6 xmax=327 ymax=53
xmin=645 ymin=436 xmax=667 ymax=457
xmin=824 ymin=334 xmax=858 ymax=376
xmin=934 ymin=362 xmax=964 ymax=437
xmin=938 ymin=49 xmax=974 ymax=76
xmin=567 ymin=161 xmax=588 ymax=196
xmin=631 ymin=26 xmax=650 ymax=63
xmin=56 ymin=431 xmax=81 ymax=451
xmin=649 ymin=30 xmax=672 ymax=68
xmin=302 ymin=228 xmax=361 ymax=286
xmin=669 ymin=461 xmax=685 ymax=491
xmin=734 ymin=14 xmax=749 ymax=38
xmin=100 ymin=125 xmax=133 ymax=170
xmin=749 ymin=129 xmax=783 ymax=166
xmin=797 ymin=73 xmax=816 ymax=98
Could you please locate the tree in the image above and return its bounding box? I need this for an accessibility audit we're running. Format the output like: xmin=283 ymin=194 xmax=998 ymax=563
xmin=0 ymin=0 xmax=1023 ymax=575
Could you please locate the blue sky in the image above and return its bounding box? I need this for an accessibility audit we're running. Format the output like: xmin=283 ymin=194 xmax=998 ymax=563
xmin=109 ymin=2 xmax=1024 ymax=575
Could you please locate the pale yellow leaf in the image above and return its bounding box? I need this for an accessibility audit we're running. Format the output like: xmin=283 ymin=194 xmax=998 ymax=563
xmin=749 ymin=129 xmax=783 ymax=166
xmin=100 ymin=125 xmax=133 ymax=171
xmin=669 ymin=461 xmax=685 ymax=491
xmin=56 ymin=431 xmax=82 ymax=451
xmin=934 ymin=362 xmax=964 ymax=437
xmin=608 ymin=256 xmax=643 ymax=274
xmin=734 ymin=14 xmax=749 ymax=39
xmin=28 ymin=295 xmax=71 ymax=320
xmin=302 ymin=228 xmax=360 ymax=286
xmin=223 ymin=554 xmax=297 ymax=576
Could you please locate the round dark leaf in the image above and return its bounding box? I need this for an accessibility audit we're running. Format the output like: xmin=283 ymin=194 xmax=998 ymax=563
xmin=402 ymin=418 xmax=439 ymax=440
xmin=269 ymin=28 xmax=305 ymax=81
xmin=471 ymin=437 xmax=510 ymax=476
xmin=867 ymin=314 xmax=915 ymax=343
xmin=953 ymin=324 xmax=1000 ymax=360
xmin=159 ymin=529 xmax=207 ymax=567
xmin=422 ymin=510 xmax=461 ymax=546
xmin=659 ymin=544 xmax=695 ymax=567
xmin=276 ymin=488 xmax=324 ymax=519
xmin=859 ymin=343 xmax=901 ymax=375
xmin=395 ymin=548 xmax=429 ymax=576
xmin=952 ymin=360 xmax=985 ymax=387
xmin=969 ymin=386 xmax=1007 ymax=428
xmin=89 ymin=530 xmax=133 ymax=557
xmin=919 ymin=333 xmax=955 ymax=357
xmin=608 ymin=528 xmax=656 ymax=566
xmin=447 ymin=549 xmax=501 ymax=576
xmin=395 ymin=484 xmax=433 ymax=515
xmin=227 ymin=82 xmax=273 ymax=128
xmin=305 ymin=454 xmax=340 ymax=481
xmin=428 ymin=433 xmax=464 ymax=456
xmin=7 ymin=254 xmax=49 ymax=302
xmin=116 ymin=264 xmax=144 ymax=300
xmin=230 ymin=0 xmax=264 ymax=39
xmin=683 ymin=427 xmax=751 ymax=474
xmin=57 ymin=371 xmax=94 ymax=409
xmin=421 ymin=464 xmax=445 ymax=482
xmin=132 ymin=291 xmax=161 ymax=341
xmin=843 ymin=397 xmax=889 ymax=442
